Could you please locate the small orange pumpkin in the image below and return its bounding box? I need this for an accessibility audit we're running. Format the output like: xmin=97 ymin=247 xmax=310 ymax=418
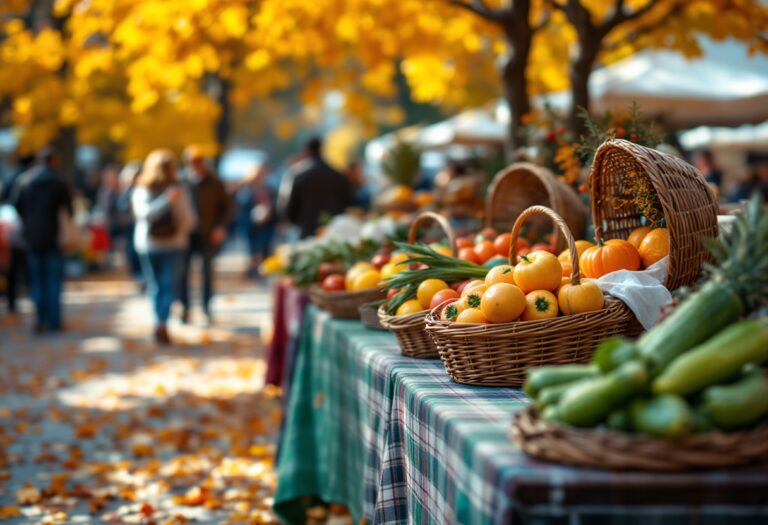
xmin=638 ymin=228 xmax=670 ymax=268
xmin=558 ymin=279 xmax=605 ymax=315
xmin=627 ymin=226 xmax=652 ymax=249
xmin=580 ymin=239 xmax=641 ymax=278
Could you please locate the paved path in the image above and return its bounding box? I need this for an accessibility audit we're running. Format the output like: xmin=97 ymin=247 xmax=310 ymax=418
xmin=0 ymin=255 xmax=281 ymax=524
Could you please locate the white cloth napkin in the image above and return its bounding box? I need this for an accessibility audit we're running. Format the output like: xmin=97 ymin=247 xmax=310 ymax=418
xmin=595 ymin=256 xmax=672 ymax=330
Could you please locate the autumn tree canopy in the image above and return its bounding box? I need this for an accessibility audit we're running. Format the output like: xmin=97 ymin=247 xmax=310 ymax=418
xmin=0 ymin=0 xmax=766 ymax=172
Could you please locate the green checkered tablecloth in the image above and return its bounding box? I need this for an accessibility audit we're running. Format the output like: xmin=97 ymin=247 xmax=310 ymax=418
xmin=274 ymin=306 xmax=768 ymax=525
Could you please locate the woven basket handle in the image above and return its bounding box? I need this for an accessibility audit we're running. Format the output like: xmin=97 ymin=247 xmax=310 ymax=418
xmin=408 ymin=211 xmax=457 ymax=257
xmin=509 ymin=205 xmax=580 ymax=285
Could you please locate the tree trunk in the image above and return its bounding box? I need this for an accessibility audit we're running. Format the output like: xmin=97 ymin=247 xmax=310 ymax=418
xmin=501 ymin=53 xmax=531 ymax=154
xmin=207 ymin=74 xmax=231 ymax=165
xmin=568 ymin=36 xmax=600 ymax=138
xmin=54 ymin=126 xmax=77 ymax=186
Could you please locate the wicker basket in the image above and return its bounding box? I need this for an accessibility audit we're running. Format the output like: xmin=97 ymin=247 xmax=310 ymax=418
xmin=511 ymin=406 xmax=768 ymax=471
xmin=425 ymin=205 xmax=635 ymax=387
xmin=486 ymin=162 xmax=588 ymax=251
xmin=309 ymin=285 xmax=385 ymax=319
xmin=359 ymin=301 xmax=386 ymax=330
xmin=590 ymin=139 xmax=719 ymax=290
xmin=377 ymin=212 xmax=456 ymax=358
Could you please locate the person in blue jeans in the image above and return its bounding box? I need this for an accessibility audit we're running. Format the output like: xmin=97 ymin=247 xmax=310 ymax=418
xmin=11 ymin=148 xmax=72 ymax=333
xmin=131 ymin=149 xmax=196 ymax=345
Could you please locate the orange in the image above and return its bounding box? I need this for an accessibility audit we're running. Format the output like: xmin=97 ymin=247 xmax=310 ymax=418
xmin=485 ymin=265 xmax=516 ymax=287
xmin=430 ymin=244 xmax=453 ymax=257
xmin=458 ymin=247 xmax=481 ymax=264
xmin=627 ymin=226 xmax=652 ymax=249
xmin=480 ymin=283 xmax=525 ymax=323
xmin=416 ymin=279 xmax=449 ymax=309
xmin=473 ymin=240 xmax=496 ymax=264
xmin=455 ymin=308 xmax=488 ymax=324
xmin=513 ymin=251 xmax=562 ymax=293
xmin=493 ymin=233 xmax=512 ymax=257
xmin=396 ymin=299 xmax=424 ymax=316
xmin=351 ymin=269 xmax=381 ymax=291
xmin=440 ymin=300 xmax=466 ymax=321
xmin=638 ymin=228 xmax=669 ymax=268
xmin=521 ymin=290 xmax=559 ymax=321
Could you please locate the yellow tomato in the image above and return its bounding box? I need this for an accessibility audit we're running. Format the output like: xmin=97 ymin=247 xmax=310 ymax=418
xmin=396 ymin=299 xmax=425 ymax=317
xmin=416 ymin=278 xmax=449 ymax=309
xmin=380 ymin=262 xmax=404 ymax=280
xmin=440 ymin=300 xmax=466 ymax=321
xmin=480 ymin=283 xmax=525 ymax=323
xmin=429 ymin=244 xmax=453 ymax=257
xmin=627 ymin=226 xmax=652 ymax=249
xmin=462 ymin=285 xmax=486 ymax=310
xmin=346 ymin=262 xmax=377 ymax=289
xmin=521 ymin=290 xmax=559 ymax=321
xmin=513 ymin=251 xmax=562 ymax=293
xmin=460 ymin=280 xmax=486 ymax=297
xmin=557 ymin=240 xmax=595 ymax=264
xmin=455 ymin=307 xmax=488 ymax=324
xmin=638 ymin=228 xmax=669 ymax=268
xmin=485 ymin=264 xmax=516 ymax=287
xmin=351 ymin=269 xmax=381 ymax=291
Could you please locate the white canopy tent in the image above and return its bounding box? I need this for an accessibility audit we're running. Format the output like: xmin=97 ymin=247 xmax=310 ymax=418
xmin=415 ymin=109 xmax=507 ymax=150
xmin=679 ymin=121 xmax=768 ymax=151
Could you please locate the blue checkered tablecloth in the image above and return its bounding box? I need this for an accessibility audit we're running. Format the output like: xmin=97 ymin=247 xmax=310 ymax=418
xmin=274 ymin=306 xmax=768 ymax=525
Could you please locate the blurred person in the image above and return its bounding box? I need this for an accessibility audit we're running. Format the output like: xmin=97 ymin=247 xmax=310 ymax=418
xmin=285 ymin=137 xmax=355 ymax=238
xmin=729 ymin=153 xmax=768 ymax=202
xmin=178 ymin=145 xmax=232 ymax=325
xmin=693 ymin=149 xmax=723 ymax=189
xmin=117 ymin=161 xmax=144 ymax=287
xmin=132 ymin=150 xmax=196 ymax=345
xmin=95 ymin=164 xmax=122 ymax=242
xmin=0 ymin=154 xmax=34 ymax=314
xmin=10 ymin=147 xmax=72 ymax=333
xmin=237 ymin=164 xmax=276 ymax=278
xmin=345 ymin=161 xmax=371 ymax=211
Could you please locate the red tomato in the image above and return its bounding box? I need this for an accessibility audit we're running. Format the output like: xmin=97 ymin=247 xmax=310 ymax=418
xmin=493 ymin=233 xmax=511 ymax=257
xmin=387 ymin=288 xmax=399 ymax=299
xmin=371 ymin=252 xmax=391 ymax=269
xmin=458 ymin=247 xmax=481 ymax=264
xmin=456 ymin=236 xmax=474 ymax=250
xmin=429 ymin=289 xmax=460 ymax=310
xmin=473 ymin=240 xmax=496 ymax=264
xmin=481 ymin=227 xmax=497 ymax=240
xmin=318 ymin=261 xmax=344 ymax=281
xmin=452 ymin=280 xmax=471 ymax=293
xmin=322 ymin=274 xmax=346 ymax=292
xmin=531 ymin=242 xmax=556 ymax=254
xmin=515 ymin=238 xmax=530 ymax=251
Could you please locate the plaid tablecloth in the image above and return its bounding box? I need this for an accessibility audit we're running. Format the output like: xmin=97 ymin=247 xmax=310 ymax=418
xmin=274 ymin=306 xmax=768 ymax=525
xmin=266 ymin=280 xmax=309 ymax=389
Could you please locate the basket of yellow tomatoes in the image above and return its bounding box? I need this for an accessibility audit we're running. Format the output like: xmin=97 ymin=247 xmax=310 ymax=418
xmin=590 ymin=139 xmax=718 ymax=290
xmin=309 ymin=259 xmax=387 ymax=319
xmin=378 ymin=212 xmax=465 ymax=358
xmin=425 ymin=206 xmax=636 ymax=387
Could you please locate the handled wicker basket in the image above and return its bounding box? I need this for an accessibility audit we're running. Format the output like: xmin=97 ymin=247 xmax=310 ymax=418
xmin=359 ymin=301 xmax=386 ymax=330
xmin=511 ymin=406 xmax=768 ymax=471
xmin=425 ymin=205 xmax=635 ymax=387
xmin=486 ymin=162 xmax=588 ymax=252
xmin=590 ymin=139 xmax=719 ymax=290
xmin=309 ymin=285 xmax=385 ymax=319
xmin=377 ymin=211 xmax=457 ymax=358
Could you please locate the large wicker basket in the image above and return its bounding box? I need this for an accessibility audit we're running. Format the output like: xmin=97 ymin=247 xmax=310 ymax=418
xmin=425 ymin=206 xmax=635 ymax=387
xmin=511 ymin=406 xmax=768 ymax=471
xmin=309 ymin=285 xmax=385 ymax=319
xmin=486 ymin=162 xmax=588 ymax=251
xmin=590 ymin=139 xmax=719 ymax=290
xmin=378 ymin=212 xmax=456 ymax=358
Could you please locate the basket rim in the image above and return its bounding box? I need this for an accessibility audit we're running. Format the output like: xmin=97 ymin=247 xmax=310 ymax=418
xmin=309 ymin=283 xmax=385 ymax=300
xmin=377 ymin=303 xmax=429 ymax=329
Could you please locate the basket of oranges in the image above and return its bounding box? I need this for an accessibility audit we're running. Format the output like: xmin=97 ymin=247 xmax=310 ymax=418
xmin=590 ymin=139 xmax=718 ymax=290
xmin=377 ymin=212 xmax=464 ymax=358
xmin=309 ymin=260 xmax=387 ymax=319
xmin=425 ymin=205 xmax=636 ymax=387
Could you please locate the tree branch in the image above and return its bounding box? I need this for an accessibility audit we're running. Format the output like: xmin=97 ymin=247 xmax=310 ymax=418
xmin=448 ymin=0 xmax=507 ymax=23
xmin=600 ymin=0 xmax=662 ymax=35
xmin=602 ymin=1 xmax=686 ymax=51
xmin=532 ymin=10 xmax=551 ymax=33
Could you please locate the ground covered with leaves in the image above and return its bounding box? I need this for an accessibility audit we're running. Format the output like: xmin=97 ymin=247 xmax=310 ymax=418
xmin=0 ymin=258 xmax=281 ymax=524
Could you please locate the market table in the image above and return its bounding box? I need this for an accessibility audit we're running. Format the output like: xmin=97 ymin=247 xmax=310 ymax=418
xmin=266 ymin=279 xmax=309 ymax=390
xmin=273 ymin=305 xmax=768 ymax=525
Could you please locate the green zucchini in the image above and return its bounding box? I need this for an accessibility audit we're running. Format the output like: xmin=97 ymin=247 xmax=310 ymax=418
xmin=523 ymin=364 xmax=599 ymax=398
xmin=535 ymin=378 xmax=594 ymax=410
xmin=605 ymin=408 xmax=631 ymax=432
xmin=701 ymin=367 xmax=768 ymax=430
xmin=638 ymin=281 xmax=743 ymax=373
xmin=554 ymin=361 xmax=648 ymax=427
xmin=652 ymin=320 xmax=768 ymax=397
xmin=592 ymin=337 xmax=638 ymax=373
xmin=629 ymin=394 xmax=694 ymax=439
xmin=691 ymin=408 xmax=715 ymax=434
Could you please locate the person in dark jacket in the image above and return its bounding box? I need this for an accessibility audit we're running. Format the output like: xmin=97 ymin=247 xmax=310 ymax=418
xmin=1 ymin=154 xmax=34 ymax=314
xmin=11 ymin=148 xmax=73 ymax=332
xmin=285 ymin=137 xmax=355 ymax=238
xmin=177 ymin=145 xmax=233 ymax=325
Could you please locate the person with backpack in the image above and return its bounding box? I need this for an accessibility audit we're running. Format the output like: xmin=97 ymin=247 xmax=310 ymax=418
xmin=132 ymin=149 xmax=196 ymax=345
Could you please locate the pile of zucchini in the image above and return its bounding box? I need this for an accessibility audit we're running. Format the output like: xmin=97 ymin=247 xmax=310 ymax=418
xmin=525 ymin=194 xmax=768 ymax=438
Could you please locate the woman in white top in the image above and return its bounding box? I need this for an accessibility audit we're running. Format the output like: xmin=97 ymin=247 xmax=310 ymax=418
xmin=131 ymin=149 xmax=196 ymax=344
